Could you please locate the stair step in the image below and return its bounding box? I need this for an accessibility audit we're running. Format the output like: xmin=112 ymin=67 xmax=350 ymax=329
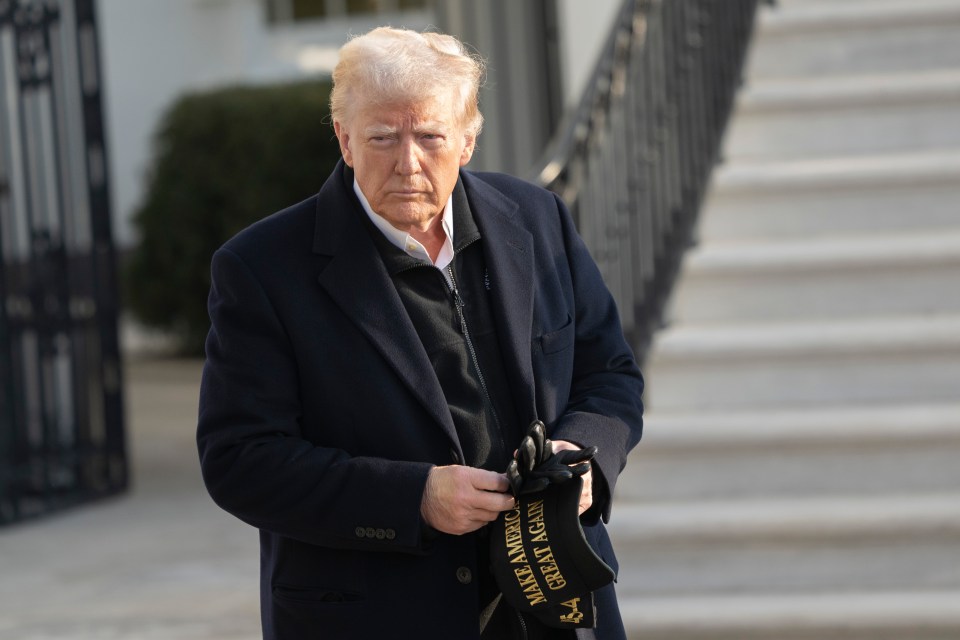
xmin=609 ymin=493 xmax=960 ymax=544
xmin=639 ymin=403 xmax=960 ymax=450
xmin=724 ymin=70 xmax=960 ymax=160
xmin=776 ymin=0 xmax=938 ymax=8
xmin=612 ymin=494 xmax=960 ymax=598
xmin=646 ymin=315 xmax=960 ymax=411
xmin=614 ymin=404 xmax=960 ymax=502
xmin=623 ymin=1 xmax=960 ymax=636
xmin=621 ymin=443 xmax=960 ymax=502
xmin=669 ymin=231 xmax=960 ymax=323
xmin=747 ymin=0 xmax=960 ymax=79
xmin=617 ymin=540 xmax=960 ymax=602
xmin=620 ymin=591 xmax=960 ymax=640
xmin=739 ymin=70 xmax=960 ymax=111
xmin=700 ymin=150 xmax=960 ymax=241
xmin=652 ymin=315 xmax=960 ymax=359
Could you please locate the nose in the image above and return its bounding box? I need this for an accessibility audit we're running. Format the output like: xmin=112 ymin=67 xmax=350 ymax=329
xmin=395 ymin=138 xmax=421 ymax=175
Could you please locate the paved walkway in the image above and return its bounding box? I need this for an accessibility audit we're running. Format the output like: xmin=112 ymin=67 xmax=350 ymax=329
xmin=0 ymin=358 xmax=261 ymax=640
xmin=0 ymin=356 xmax=653 ymax=639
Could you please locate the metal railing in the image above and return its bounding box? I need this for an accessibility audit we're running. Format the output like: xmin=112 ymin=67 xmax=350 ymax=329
xmin=0 ymin=0 xmax=125 ymax=525
xmin=535 ymin=0 xmax=759 ymax=362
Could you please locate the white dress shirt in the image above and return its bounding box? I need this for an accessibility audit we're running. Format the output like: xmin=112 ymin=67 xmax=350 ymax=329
xmin=353 ymin=179 xmax=455 ymax=273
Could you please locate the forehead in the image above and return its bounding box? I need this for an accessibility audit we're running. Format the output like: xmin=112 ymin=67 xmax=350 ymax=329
xmin=352 ymin=94 xmax=459 ymax=131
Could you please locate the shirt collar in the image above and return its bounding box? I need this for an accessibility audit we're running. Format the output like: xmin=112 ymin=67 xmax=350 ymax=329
xmin=353 ymin=179 xmax=454 ymax=268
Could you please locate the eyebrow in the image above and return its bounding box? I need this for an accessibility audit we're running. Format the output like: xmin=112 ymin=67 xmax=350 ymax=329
xmin=412 ymin=122 xmax=449 ymax=134
xmin=362 ymin=122 xmax=450 ymax=137
xmin=364 ymin=124 xmax=397 ymax=137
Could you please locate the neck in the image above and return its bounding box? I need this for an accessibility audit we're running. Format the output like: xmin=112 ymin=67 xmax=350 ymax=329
xmin=409 ymin=216 xmax=447 ymax=262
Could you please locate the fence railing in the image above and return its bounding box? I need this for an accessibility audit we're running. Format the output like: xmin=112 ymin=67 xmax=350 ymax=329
xmin=535 ymin=0 xmax=760 ymax=362
xmin=0 ymin=0 xmax=125 ymax=525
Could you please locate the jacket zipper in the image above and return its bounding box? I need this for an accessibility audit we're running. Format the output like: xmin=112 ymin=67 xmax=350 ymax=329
xmin=447 ymin=257 xmax=526 ymax=640
xmin=515 ymin=610 xmax=528 ymax=640
xmin=445 ymin=262 xmax=509 ymax=460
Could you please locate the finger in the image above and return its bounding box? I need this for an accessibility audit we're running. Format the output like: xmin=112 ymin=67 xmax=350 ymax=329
xmin=551 ymin=439 xmax=588 ymax=454
xmin=529 ymin=464 xmax=573 ymax=483
xmin=506 ymin=459 xmax=522 ymax=495
xmin=473 ymin=488 xmax=517 ymax=512
xmin=470 ymin=468 xmax=511 ymax=494
xmin=541 ymin=438 xmax=554 ymax=465
xmin=468 ymin=510 xmax=502 ymax=528
xmin=529 ymin=420 xmax=546 ymax=445
xmin=451 ymin=514 xmax=501 ymax=535
xmin=579 ymin=471 xmax=593 ymax=515
xmin=450 ymin=504 xmax=511 ymax=533
xmin=549 ymin=439 xmax=579 ymax=452
xmin=568 ymin=461 xmax=592 ymax=477
xmin=553 ymin=447 xmax=597 ymax=466
xmin=530 ymin=421 xmax=547 ymax=465
xmin=519 ymin=436 xmax=537 ymax=473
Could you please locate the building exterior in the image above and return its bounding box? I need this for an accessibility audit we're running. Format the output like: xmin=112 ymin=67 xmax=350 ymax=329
xmin=97 ymin=0 xmax=620 ymax=246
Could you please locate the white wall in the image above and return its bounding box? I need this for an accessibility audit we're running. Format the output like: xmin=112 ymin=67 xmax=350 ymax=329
xmin=97 ymin=0 xmax=429 ymax=246
xmin=96 ymin=0 xmax=612 ymax=246
xmin=557 ymin=0 xmax=622 ymax=107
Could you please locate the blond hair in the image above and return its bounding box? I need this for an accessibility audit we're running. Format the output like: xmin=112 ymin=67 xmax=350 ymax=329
xmin=330 ymin=27 xmax=485 ymax=136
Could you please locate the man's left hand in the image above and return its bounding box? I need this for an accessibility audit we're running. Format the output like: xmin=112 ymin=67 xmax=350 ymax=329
xmin=551 ymin=439 xmax=593 ymax=515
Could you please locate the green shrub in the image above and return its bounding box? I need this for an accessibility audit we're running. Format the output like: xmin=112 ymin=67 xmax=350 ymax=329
xmin=124 ymin=79 xmax=341 ymax=355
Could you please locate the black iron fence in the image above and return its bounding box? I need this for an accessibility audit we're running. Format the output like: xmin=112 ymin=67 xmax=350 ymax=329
xmin=0 ymin=0 xmax=125 ymax=525
xmin=535 ymin=0 xmax=759 ymax=362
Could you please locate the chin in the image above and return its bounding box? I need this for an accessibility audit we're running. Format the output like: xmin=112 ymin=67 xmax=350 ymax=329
xmin=384 ymin=207 xmax=435 ymax=227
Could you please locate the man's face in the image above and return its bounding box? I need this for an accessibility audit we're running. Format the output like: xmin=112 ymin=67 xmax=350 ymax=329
xmin=334 ymin=94 xmax=476 ymax=233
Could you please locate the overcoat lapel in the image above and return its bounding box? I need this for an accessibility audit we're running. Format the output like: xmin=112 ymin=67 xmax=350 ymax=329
xmin=460 ymin=172 xmax=538 ymax=423
xmin=311 ymin=164 xmax=460 ymax=450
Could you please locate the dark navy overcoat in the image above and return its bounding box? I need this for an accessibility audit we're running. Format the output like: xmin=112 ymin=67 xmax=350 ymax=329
xmin=197 ymin=160 xmax=644 ymax=639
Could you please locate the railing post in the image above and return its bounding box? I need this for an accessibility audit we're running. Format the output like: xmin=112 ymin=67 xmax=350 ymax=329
xmin=0 ymin=0 xmax=126 ymax=525
xmin=532 ymin=0 xmax=761 ymax=362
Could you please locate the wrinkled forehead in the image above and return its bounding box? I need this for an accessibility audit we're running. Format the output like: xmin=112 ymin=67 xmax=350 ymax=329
xmin=347 ymin=92 xmax=463 ymax=131
xmin=341 ymin=87 xmax=462 ymax=125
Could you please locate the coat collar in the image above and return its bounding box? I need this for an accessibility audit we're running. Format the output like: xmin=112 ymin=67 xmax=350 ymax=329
xmin=458 ymin=171 xmax=537 ymax=423
xmin=312 ymin=161 xmax=538 ymax=443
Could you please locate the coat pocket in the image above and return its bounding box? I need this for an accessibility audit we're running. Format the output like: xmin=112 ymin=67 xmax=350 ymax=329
xmin=537 ymin=314 xmax=574 ymax=355
xmin=271 ymin=584 xmax=366 ymax=639
xmin=273 ymin=584 xmax=364 ymax=604
xmin=532 ymin=315 xmax=576 ymax=420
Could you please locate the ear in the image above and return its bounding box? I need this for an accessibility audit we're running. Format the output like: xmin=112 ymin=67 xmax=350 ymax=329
xmin=334 ymin=121 xmax=354 ymax=167
xmin=459 ymin=133 xmax=476 ymax=167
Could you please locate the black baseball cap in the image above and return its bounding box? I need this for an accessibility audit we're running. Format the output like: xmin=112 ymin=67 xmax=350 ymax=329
xmin=488 ymin=476 xmax=615 ymax=628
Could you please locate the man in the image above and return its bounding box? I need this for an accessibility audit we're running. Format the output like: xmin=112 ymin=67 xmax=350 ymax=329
xmin=198 ymin=26 xmax=643 ymax=639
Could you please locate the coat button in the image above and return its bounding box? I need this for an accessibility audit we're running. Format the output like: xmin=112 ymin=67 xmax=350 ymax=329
xmin=456 ymin=567 xmax=472 ymax=584
xmin=355 ymin=527 xmax=365 ymax=538
xmin=365 ymin=527 xmax=376 ymax=538
xmin=385 ymin=529 xmax=396 ymax=540
xmin=375 ymin=528 xmax=386 ymax=540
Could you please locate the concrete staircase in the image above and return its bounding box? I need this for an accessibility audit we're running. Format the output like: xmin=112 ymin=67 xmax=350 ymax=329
xmin=612 ymin=1 xmax=960 ymax=638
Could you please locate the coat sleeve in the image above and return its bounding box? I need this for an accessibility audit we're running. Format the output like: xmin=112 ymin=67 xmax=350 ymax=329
xmin=197 ymin=246 xmax=434 ymax=552
xmin=546 ymin=193 xmax=645 ymax=524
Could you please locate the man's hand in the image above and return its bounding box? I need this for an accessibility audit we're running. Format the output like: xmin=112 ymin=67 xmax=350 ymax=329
xmin=552 ymin=440 xmax=594 ymax=515
xmin=420 ymin=466 xmax=516 ymax=535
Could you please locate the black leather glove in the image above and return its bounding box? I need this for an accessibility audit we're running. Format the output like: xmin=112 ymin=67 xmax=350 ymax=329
xmin=506 ymin=420 xmax=597 ymax=496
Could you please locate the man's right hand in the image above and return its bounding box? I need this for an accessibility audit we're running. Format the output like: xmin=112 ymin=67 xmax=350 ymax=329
xmin=420 ymin=466 xmax=516 ymax=535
